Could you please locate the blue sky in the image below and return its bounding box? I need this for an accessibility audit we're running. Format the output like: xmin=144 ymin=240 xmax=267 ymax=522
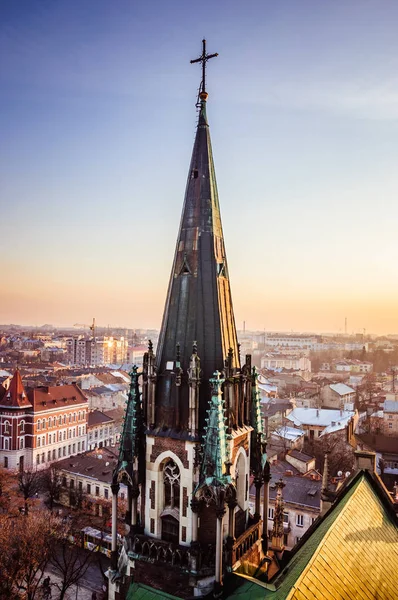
xmin=2 ymin=0 xmax=398 ymax=333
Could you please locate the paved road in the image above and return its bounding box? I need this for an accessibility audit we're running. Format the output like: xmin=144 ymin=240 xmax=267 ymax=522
xmin=43 ymin=546 xmax=110 ymax=600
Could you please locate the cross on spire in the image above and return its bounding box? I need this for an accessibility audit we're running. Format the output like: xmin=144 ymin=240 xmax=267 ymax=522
xmin=190 ymin=39 xmax=218 ymax=97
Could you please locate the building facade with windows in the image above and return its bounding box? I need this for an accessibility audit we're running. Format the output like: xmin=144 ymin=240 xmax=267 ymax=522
xmin=0 ymin=370 xmax=33 ymax=471
xmin=30 ymin=384 xmax=88 ymax=468
xmin=87 ymin=410 xmax=117 ymax=450
xmin=0 ymin=370 xmax=88 ymax=470
xmin=249 ymin=465 xmax=322 ymax=551
xmin=55 ymin=447 xmax=126 ymax=515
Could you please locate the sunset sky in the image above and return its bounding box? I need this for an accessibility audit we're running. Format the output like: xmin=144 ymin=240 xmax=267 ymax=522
xmin=2 ymin=1 xmax=398 ymax=334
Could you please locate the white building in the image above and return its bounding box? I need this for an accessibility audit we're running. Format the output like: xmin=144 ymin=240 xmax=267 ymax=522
xmin=261 ymin=354 xmax=311 ymax=372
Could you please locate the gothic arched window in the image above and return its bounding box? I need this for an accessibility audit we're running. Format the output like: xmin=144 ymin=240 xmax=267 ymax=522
xmin=163 ymin=459 xmax=180 ymax=510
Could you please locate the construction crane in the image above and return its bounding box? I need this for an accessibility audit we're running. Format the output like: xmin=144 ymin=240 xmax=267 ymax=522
xmin=73 ymin=318 xmax=96 ymax=338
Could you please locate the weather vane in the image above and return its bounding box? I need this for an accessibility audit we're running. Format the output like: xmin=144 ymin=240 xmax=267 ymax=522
xmin=190 ymin=39 xmax=218 ymax=101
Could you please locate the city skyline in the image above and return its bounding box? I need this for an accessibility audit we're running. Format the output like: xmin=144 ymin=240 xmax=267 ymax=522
xmin=2 ymin=1 xmax=398 ymax=334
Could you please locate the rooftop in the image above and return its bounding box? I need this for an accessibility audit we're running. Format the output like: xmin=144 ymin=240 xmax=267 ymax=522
xmin=54 ymin=447 xmax=118 ymax=483
xmin=288 ymin=450 xmax=314 ymax=463
xmin=231 ymin=470 xmax=398 ymax=599
xmin=87 ymin=410 xmax=114 ymax=427
xmin=286 ymin=407 xmax=354 ymax=429
xmin=384 ymin=400 xmax=398 ymax=413
xmin=329 ymin=383 xmax=355 ymax=396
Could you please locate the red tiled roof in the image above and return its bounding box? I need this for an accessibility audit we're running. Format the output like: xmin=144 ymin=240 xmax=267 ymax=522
xmin=28 ymin=383 xmax=87 ymax=411
xmin=0 ymin=370 xmax=32 ymax=408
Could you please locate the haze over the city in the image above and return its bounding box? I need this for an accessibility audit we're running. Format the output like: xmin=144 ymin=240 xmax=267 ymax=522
xmin=2 ymin=1 xmax=398 ymax=334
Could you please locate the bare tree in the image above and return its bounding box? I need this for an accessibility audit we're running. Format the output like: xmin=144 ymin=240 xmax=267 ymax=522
xmin=0 ymin=510 xmax=57 ymax=599
xmin=49 ymin=532 xmax=94 ymax=600
xmin=18 ymin=468 xmax=42 ymax=514
xmin=42 ymin=465 xmax=63 ymax=511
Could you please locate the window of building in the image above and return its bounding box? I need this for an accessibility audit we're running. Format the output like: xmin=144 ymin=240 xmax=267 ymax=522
xmin=4 ymin=421 xmax=10 ymax=435
xmin=47 ymin=451 xmax=51 ymax=462
xmin=95 ymin=486 xmax=100 ymax=497
xmin=42 ymin=420 xmax=46 ymax=429
xmin=68 ymin=445 xmax=71 ymax=454
xmin=37 ymin=437 xmax=41 ymax=448
xmin=163 ymin=459 xmax=181 ymax=510
xmin=104 ymin=488 xmax=109 ymax=499
xmin=52 ymin=449 xmax=56 ymax=460
xmin=63 ymin=431 xmax=66 ymax=441
xmin=87 ymin=483 xmax=91 ymax=494
xmin=72 ymin=443 xmax=76 ymax=453
xmin=4 ymin=457 xmax=8 ymax=468
xmin=48 ymin=434 xmax=52 ymax=444
xmin=37 ymin=420 xmax=41 ymax=431
xmin=389 ymin=423 xmax=393 ymax=429
xmin=36 ymin=455 xmax=40 ymax=465
xmin=78 ymin=442 xmax=81 ymax=452
xmin=19 ymin=438 xmax=24 ymax=450
xmin=41 ymin=453 xmax=45 ymax=463
xmin=268 ymin=507 xmax=274 ymax=520
xmin=296 ymin=514 xmax=304 ymax=527
xmin=20 ymin=421 xmax=25 ymax=433
xmin=70 ymin=480 xmax=74 ymax=489
xmin=63 ymin=446 xmax=66 ymax=457
xmin=62 ymin=476 xmax=67 ymax=487
xmin=42 ymin=435 xmax=45 ymax=446
xmin=58 ymin=448 xmax=61 ymax=458
xmin=283 ymin=533 xmax=289 ymax=545
xmin=283 ymin=512 xmax=289 ymax=524
xmin=4 ymin=438 xmax=9 ymax=450
xmin=82 ymin=441 xmax=85 ymax=451
xmin=63 ymin=415 xmax=66 ymax=425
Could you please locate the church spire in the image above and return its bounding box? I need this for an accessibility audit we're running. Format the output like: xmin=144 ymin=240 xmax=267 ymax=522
xmin=153 ymin=41 xmax=239 ymax=432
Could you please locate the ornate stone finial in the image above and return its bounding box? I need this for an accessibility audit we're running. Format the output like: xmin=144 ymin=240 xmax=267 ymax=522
xmin=210 ymin=370 xmax=224 ymax=395
xmin=271 ymin=478 xmax=286 ymax=553
xmin=322 ymin=453 xmax=329 ymax=495
xmin=148 ymin=339 xmax=153 ymax=353
xmin=192 ymin=340 xmax=198 ymax=355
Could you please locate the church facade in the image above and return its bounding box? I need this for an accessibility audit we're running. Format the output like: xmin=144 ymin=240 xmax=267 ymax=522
xmin=108 ymin=41 xmax=269 ymax=599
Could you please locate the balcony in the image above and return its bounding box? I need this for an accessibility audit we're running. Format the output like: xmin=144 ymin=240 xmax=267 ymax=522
xmin=230 ymin=520 xmax=262 ymax=568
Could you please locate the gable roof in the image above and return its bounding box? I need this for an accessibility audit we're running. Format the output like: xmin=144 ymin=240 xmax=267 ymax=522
xmin=0 ymin=370 xmax=32 ymax=409
xmin=229 ymin=470 xmax=398 ymax=599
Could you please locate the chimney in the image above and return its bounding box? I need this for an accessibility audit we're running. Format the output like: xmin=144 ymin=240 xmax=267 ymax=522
xmin=354 ymin=450 xmax=376 ymax=473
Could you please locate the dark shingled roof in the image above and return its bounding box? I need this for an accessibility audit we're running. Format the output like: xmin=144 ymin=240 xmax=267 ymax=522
xmin=55 ymin=447 xmax=118 ymax=483
xmin=269 ymin=476 xmax=321 ymax=509
xmin=288 ymin=449 xmax=315 ymax=463
xmin=154 ymin=97 xmax=239 ymax=429
xmin=88 ymin=410 xmax=114 ymax=427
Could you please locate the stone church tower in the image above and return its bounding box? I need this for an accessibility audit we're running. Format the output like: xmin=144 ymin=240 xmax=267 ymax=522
xmin=109 ymin=41 xmax=269 ymax=599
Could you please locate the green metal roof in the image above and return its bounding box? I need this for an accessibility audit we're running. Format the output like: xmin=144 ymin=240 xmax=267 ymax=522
xmin=126 ymin=582 xmax=180 ymax=600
